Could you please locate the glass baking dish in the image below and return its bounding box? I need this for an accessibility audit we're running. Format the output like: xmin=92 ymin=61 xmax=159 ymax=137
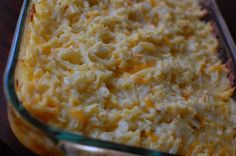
xmin=3 ymin=0 xmax=236 ymax=155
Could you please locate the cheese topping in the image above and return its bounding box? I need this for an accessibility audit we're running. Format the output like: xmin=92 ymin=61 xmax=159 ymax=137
xmin=16 ymin=0 xmax=236 ymax=155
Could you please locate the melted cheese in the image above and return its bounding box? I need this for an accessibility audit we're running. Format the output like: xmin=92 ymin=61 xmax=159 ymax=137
xmin=16 ymin=0 xmax=236 ymax=155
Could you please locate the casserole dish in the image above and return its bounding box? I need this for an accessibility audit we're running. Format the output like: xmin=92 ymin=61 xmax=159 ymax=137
xmin=4 ymin=0 xmax=236 ymax=155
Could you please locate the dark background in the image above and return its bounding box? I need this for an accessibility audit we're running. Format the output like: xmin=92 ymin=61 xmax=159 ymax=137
xmin=0 ymin=0 xmax=236 ymax=156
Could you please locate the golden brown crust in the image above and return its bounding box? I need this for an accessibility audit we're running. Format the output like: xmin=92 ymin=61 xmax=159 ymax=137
xmin=14 ymin=0 xmax=236 ymax=155
xmin=29 ymin=4 xmax=35 ymax=21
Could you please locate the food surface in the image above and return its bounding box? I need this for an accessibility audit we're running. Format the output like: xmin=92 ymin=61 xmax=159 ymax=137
xmin=16 ymin=0 xmax=236 ymax=155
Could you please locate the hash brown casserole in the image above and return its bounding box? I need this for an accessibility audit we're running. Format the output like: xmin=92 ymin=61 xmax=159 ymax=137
xmin=15 ymin=0 xmax=236 ymax=155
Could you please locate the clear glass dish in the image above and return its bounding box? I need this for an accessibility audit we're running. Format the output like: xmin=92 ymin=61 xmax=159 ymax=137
xmin=3 ymin=0 xmax=236 ymax=155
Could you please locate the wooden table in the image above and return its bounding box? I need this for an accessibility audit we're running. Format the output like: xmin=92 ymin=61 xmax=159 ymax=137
xmin=0 ymin=0 xmax=235 ymax=156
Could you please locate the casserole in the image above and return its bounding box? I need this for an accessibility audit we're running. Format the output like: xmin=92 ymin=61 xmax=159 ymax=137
xmin=4 ymin=0 xmax=236 ymax=155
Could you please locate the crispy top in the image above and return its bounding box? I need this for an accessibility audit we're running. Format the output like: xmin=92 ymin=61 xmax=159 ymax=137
xmin=16 ymin=0 xmax=236 ymax=155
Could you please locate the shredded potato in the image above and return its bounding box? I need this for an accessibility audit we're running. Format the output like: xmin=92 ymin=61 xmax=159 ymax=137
xmin=16 ymin=0 xmax=236 ymax=155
